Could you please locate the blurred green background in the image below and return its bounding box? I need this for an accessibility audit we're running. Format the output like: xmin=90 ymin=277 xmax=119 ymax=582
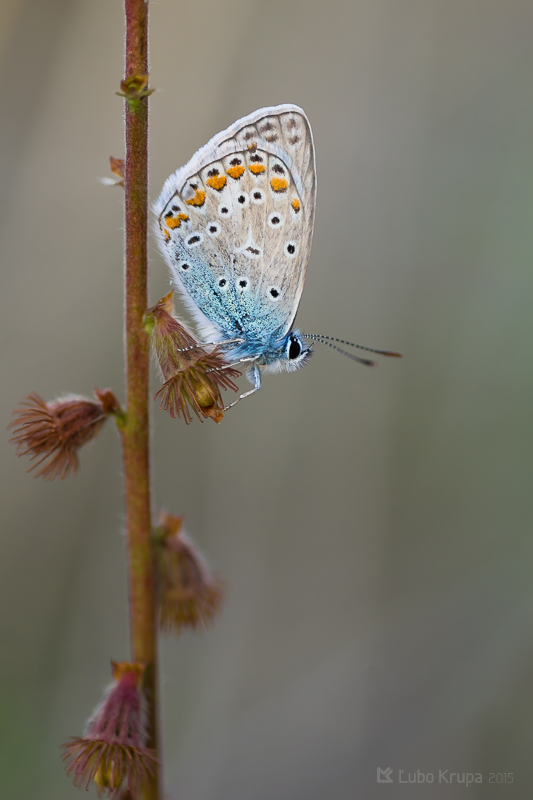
xmin=1 ymin=1 xmax=533 ymax=798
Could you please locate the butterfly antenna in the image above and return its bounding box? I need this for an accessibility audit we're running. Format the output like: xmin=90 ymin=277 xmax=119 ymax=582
xmin=310 ymin=338 xmax=377 ymax=367
xmin=302 ymin=333 xmax=402 ymax=359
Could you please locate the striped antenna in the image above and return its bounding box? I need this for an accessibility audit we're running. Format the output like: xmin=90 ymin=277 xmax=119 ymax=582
xmin=302 ymin=333 xmax=402 ymax=360
xmin=308 ymin=338 xmax=376 ymax=367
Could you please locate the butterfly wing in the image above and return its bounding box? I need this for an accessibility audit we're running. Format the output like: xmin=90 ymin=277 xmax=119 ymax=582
xmin=155 ymin=104 xmax=316 ymax=347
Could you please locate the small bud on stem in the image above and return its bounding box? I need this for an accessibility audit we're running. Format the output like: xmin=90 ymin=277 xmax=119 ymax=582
xmin=155 ymin=511 xmax=224 ymax=633
xmin=103 ymin=156 xmax=125 ymax=187
xmin=116 ymin=74 xmax=154 ymax=111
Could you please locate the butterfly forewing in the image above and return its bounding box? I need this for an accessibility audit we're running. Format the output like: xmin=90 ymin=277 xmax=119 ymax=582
xmin=156 ymin=105 xmax=316 ymax=346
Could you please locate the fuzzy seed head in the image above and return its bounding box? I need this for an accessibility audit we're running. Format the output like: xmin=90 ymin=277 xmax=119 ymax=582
xmin=61 ymin=661 xmax=157 ymax=797
xmin=9 ymin=389 xmax=120 ymax=479
xmin=156 ymin=512 xmax=224 ymax=633
xmin=146 ymin=292 xmax=240 ymax=423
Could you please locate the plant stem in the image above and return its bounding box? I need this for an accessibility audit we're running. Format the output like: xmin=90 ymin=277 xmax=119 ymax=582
xmin=122 ymin=2 xmax=160 ymax=798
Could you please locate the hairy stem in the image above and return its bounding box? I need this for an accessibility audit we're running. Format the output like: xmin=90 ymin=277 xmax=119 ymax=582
xmin=122 ymin=1 xmax=160 ymax=798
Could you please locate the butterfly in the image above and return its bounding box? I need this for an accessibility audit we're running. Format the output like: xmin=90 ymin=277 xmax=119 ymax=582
xmin=155 ymin=104 xmax=400 ymax=407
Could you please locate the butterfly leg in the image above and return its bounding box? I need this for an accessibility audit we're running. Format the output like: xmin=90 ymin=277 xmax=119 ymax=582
xmin=223 ymin=363 xmax=262 ymax=410
xmin=174 ymin=337 xmax=245 ymax=354
xmin=206 ymin=356 xmax=257 ymax=373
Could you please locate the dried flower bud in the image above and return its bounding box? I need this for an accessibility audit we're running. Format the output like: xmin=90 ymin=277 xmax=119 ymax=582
xmin=146 ymin=291 xmax=240 ymax=424
xmin=93 ymin=388 xmax=122 ymax=416
xmin=102 ymin=156 xmax=125 ymax=187
xmin=155 ymin=511 xmax=224 ymax=633
xmin=109 ymin=157 xmax=124 ymax=180
xmin=145 ymin=291 xmax=197 ymax=377
xmin=62 ymin=661 xmax=157 ymax=797
xmin=9 ymin=389 xmax=121 ymax=480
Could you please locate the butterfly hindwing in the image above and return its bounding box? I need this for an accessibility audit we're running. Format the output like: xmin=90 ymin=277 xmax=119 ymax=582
xmin=155 ymin=104 xmax=316 ymax=345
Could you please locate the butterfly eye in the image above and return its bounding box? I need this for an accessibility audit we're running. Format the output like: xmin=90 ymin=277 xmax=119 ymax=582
xmin=251 ymin=189 xmax=265 ymax=205
xmin=288 ymin=336 xmax=302 ymax=360
xmin=267 ymin=212 xmax=284 ymax=229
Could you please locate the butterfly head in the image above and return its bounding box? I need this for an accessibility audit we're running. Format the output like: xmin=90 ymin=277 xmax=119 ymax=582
xmin=286 ymin=332 xmax=313 ymax=371
xmin=262 ymin=330 xmax=313 ymax=374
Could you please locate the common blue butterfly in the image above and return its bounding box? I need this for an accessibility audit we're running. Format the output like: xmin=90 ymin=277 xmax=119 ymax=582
xmin=155 ymin=104 xmax=400 ymax=407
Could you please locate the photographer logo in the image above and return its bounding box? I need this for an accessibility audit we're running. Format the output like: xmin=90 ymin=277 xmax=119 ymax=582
xmin=377 ymin=767 xmax=394 ymax=783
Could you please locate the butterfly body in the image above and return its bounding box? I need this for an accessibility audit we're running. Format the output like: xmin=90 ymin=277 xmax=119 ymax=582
xmin=155 ymin=104 xmax=316 ymax=395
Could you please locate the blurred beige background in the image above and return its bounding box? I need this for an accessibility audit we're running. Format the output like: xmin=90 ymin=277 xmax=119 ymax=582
xmin=2 ymin=1 xmax=533 ymax=798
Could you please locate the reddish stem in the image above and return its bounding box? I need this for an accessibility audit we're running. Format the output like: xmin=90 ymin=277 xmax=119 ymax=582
xmin=122 ymin=1 xmax=160 ymax=798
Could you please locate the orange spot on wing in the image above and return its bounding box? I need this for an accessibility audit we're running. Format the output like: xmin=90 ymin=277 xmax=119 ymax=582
xmin=270 ymin=177 xmax=288 ymax=192
xmin=163 ymin=229 xmax=170 ymax=242
xmin=186 ymin=189 xmax=206 ymax=207
xmin=227 ymin=165 xmax=245 ymax=180
xmin=166 ymin=213 xmax=189 ymax=229
xmin=291 ymin=198 xmax=300 ymax=213
xmin=206 ymin=174 xmax=227 ymax=191
xmin=249 ymin=164 xmax=265 ymax=175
